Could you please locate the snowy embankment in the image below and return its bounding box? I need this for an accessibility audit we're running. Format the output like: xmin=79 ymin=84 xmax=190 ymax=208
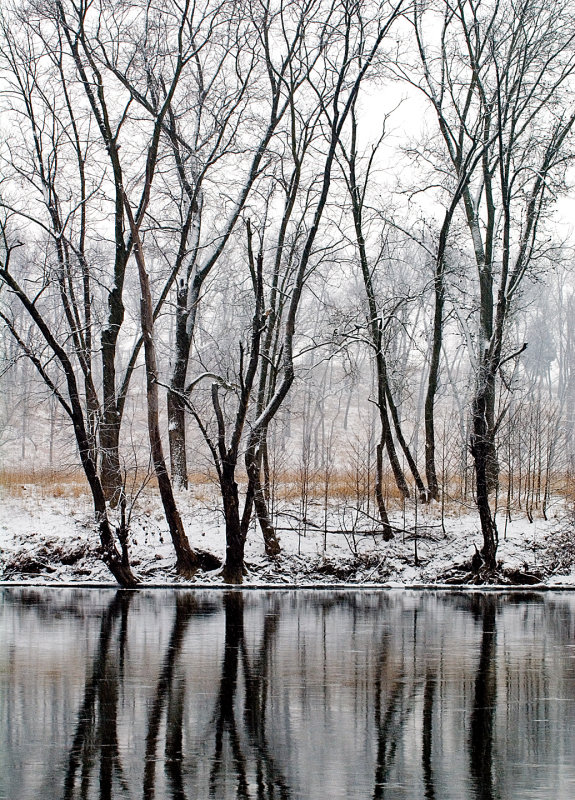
xmin=1 ymin=486 xmax=574 ymax=588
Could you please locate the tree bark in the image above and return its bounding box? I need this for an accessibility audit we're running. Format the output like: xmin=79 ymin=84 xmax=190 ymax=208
xmin=243 ymin=431 xmax=281 ymax=556
xmin=375 ymin=441 xmax=394 ymax=541
xmin=221 ymin=462 xmax=245 ymax=585
xmin=217 ymin=245 xmax=265 ymax=583
xmin=99 ymin=272 xmax=127 ymax=506
xmin=470 ymin=378 xmax=498 ymax=570
xmin=424 ymin=214 xmax=450 ymax=502
xmin=167 ymin=281 xmax=193 ymax=489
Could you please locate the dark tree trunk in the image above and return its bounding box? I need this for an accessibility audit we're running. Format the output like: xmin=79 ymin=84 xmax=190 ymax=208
xmin=215 ymin=236 xmax=265 ymax=585
xmin=77 ymin=419 xmax=137 ymax=587
xmin=424 ymin=184 xmax=471 ymax=503
xmin=97 ymin=347 xmax=124 ymax=507
xmin=379 ymin=390 xmax=410 ymax=500
xmin=470 ymin=380 xmax=498 ymax=571
xmin=99 ymin=267 xmax=128 ymax=507
xmin=252 ymin=471 xmax=281 ymax=556
xmin=141 ymin=306 xmax=199 ymax=578
xmin=221 ymin=462 xmax=245 ymax=585
xmin=484 ymin=380 xmax=500 ymax=494
xmin=249 ymin=296 xmax=282 ymax=556
xmin=84 ymin=374 xmax=100 ymax=467
xmin=384 ymin=378 xmax=427 ymax=500
xmin=167 ymin=281 xmax=193 ymax=489
xmin=244 ymin=431 xmax=281 ymax=557
xmin=375 ymin=441 xmax=394 ymax=541
xmin=424 ymin=265 xmax=444 ymax=503
xmin=99 ymin=405 xmax=123 ymax=506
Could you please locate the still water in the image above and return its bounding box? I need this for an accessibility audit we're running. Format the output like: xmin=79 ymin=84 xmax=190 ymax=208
xmin=1 ymin=588 xmax=575 ymax=799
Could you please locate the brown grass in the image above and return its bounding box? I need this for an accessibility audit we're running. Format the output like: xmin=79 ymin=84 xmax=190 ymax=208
xmin=1 ymin=466 xmax=573 ymax=517
xmin=260 ymin=468 xmax=411 ymax=508
xmin=0 ymin=468 xmax=89 ymax=498
xmin=0 ymin=467 xmax=218 ymax=500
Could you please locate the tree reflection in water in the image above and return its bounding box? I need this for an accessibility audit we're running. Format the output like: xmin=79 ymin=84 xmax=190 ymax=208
xmin=469 ymin=596 xmax=498 ymax=800
xmin=209 ymin=592 xmax=291 ymax=799
xmin=63 ymin=590 xmax=133 ymax=800
xmin=61 ymin=590 xmax=291 ymax=800
xmin=62 ymin=591 xmax=204 ymax=800
xmin=422 ymin=670 xmax=436 ymax=800
xmin=372 ymin=609 xmax=436 ymax=800
xmin=7 ymin=590 xmax=566 ymax=799
xmin=143 ymin=593 xmax=198 ymax=800
xmin=372 ymin=655 xmax=409 ymax=799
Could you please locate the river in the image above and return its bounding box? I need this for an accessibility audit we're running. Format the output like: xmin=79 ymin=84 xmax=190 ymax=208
xmin=1 ymin=588 xmax=575 ymax=799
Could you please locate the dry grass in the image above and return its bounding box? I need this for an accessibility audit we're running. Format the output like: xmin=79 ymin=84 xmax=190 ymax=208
xmin=0 ymin=465 xmax=406 ymax=506
xmin=258 ymin=468 xmax=415 ymax=509
xmin=0 ymin=468 xmax=89 ymax=498
xmin=1 ymin=466 xmax=572 ymax=520
xmin=0 ymin=467 xmax=219 ymax=501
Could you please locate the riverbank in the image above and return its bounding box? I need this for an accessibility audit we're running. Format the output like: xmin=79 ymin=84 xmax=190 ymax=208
xmin=1 ymin=485 xmax=574 ymax=587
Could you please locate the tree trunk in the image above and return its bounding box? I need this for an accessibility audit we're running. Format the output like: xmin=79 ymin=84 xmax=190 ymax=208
xmin=167 ymin=392 xmax=188 ymax=489
xmin=424 ymin=257 xmax=444 ymax=503
xmin=252 ymin=472 xmax=281 ymax=556
xmin=221 ymin=462 xmax=245 ymax=584
xmin=424 ymin=183 xmax=470 ymax=503
xmin=470 ymin=381 xmax=498 ymax=570
xmin=385 ymin=379 xmax=427 ymax=500
xmin=100 ymin=292 xmax=125 ymax=506
xmin=379 ymin=395 xmax=410 ymax=500
xmin=244 ymin=432 xmax=281 ymax=557
xmin=141 ymin=305 xmax=199 ymax=578
xmin=167 ymin=281 xmax=193 ymax=489
xmin=484 ymin=380 xmax=499 ymax=494
xmin=99 ymin=408 xmax=123 ymax=506
xmin=77 ymin=419 xmax=138 ymax=587
xmin=375 ymin=441 xmax=394 ymax=541
xmin=126 ymin=201 xmax=200 ymax=578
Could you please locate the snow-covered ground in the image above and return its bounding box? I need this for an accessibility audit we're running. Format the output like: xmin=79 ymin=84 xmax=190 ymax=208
xmin=1 ymin=485 xmax=574 ymax=587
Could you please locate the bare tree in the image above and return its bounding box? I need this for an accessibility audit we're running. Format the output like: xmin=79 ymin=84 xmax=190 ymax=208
xmin=75 ymin=0 xmax=222 ymax=575
xmin=164 ymin=0 xmax=320 ymax=492
xmin=0 ymin=228 xmax=138 ymax=586
xmin=337 ymin=104 xmax=425 ymax=531
xmin=91 ymin=0 xmax=271 ymax=490
xmin=410 ymin=0 xmax=575 ymax=568
xmin=0 ymin=5 xmax=143 ymax=584
xmin=0 ymin=0 xmax=220 ymax=578
xmin=184 ymin=0 xmax=407 ymax=583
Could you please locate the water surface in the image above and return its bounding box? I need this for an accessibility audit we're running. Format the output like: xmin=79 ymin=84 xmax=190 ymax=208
xmin=1 ymin=588 xmax=575 ymax=799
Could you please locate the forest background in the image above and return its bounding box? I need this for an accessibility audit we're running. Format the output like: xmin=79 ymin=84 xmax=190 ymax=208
xmin=2 ymin=0 xmax=575 ymax=586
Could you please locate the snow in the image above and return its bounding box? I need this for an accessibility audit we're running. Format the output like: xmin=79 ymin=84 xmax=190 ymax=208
xmin=1 ymin=484 xmax=574 ymax=588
